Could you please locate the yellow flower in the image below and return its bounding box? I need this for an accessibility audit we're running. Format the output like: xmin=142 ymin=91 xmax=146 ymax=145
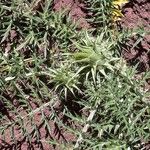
xmin=112 ymin=8 xmax=124 ymax=21
xmin=113 ymin=0 xmax=129 ymax=7
xmin=112 ymin=0 xmax=129 ymax=22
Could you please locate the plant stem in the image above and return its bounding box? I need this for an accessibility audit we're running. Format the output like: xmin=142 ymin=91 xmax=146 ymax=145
xmin=74 ymin=109 xmax=96 ymax=149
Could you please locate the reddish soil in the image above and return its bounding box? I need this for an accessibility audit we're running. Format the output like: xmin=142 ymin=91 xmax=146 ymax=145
xmin=121 ymin=0 xmax=150 ymax=72
xmin=1 ymin=0 xmax=150 ymax=149
xmin=0 ymin=100 xmax=78 ymax=150
xmin=53 ymin=0 xmax=90 ymax=28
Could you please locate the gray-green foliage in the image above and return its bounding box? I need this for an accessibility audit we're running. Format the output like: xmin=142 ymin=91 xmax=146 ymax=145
xmin=78 ymin=71 xmax=150 ymax=149
xmin=0 ymin=0 xmax=150 ymax=150
xmin=84 ymin=0 xmax=115 ymax=33
xmin=69 ymin=31 xmax=150 ymax=149
xmin=0 ymin=0 xmax=79 ymax=148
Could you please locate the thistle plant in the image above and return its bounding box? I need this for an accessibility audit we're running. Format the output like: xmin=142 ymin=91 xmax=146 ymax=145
xmin=0 ymin=0 xmax=149 ymax=150
xmin=74 ymin=69 xmax=150 ymax=149
xmin=73 ymin=31 xmax=120 ymax=82
xmin=47 ymin=63 xmax=83 ymax=99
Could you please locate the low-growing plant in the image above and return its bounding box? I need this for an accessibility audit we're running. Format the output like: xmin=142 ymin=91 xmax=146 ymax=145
xmin=73 ymin=31 xmax=120 ymax=82
xmin=84 ymin=0 xmax=129 ymax=33
xmin=0 ymin=0 xmax=149 ymax=150
xmin=47 ymin=63 xmax=83 ymax=99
